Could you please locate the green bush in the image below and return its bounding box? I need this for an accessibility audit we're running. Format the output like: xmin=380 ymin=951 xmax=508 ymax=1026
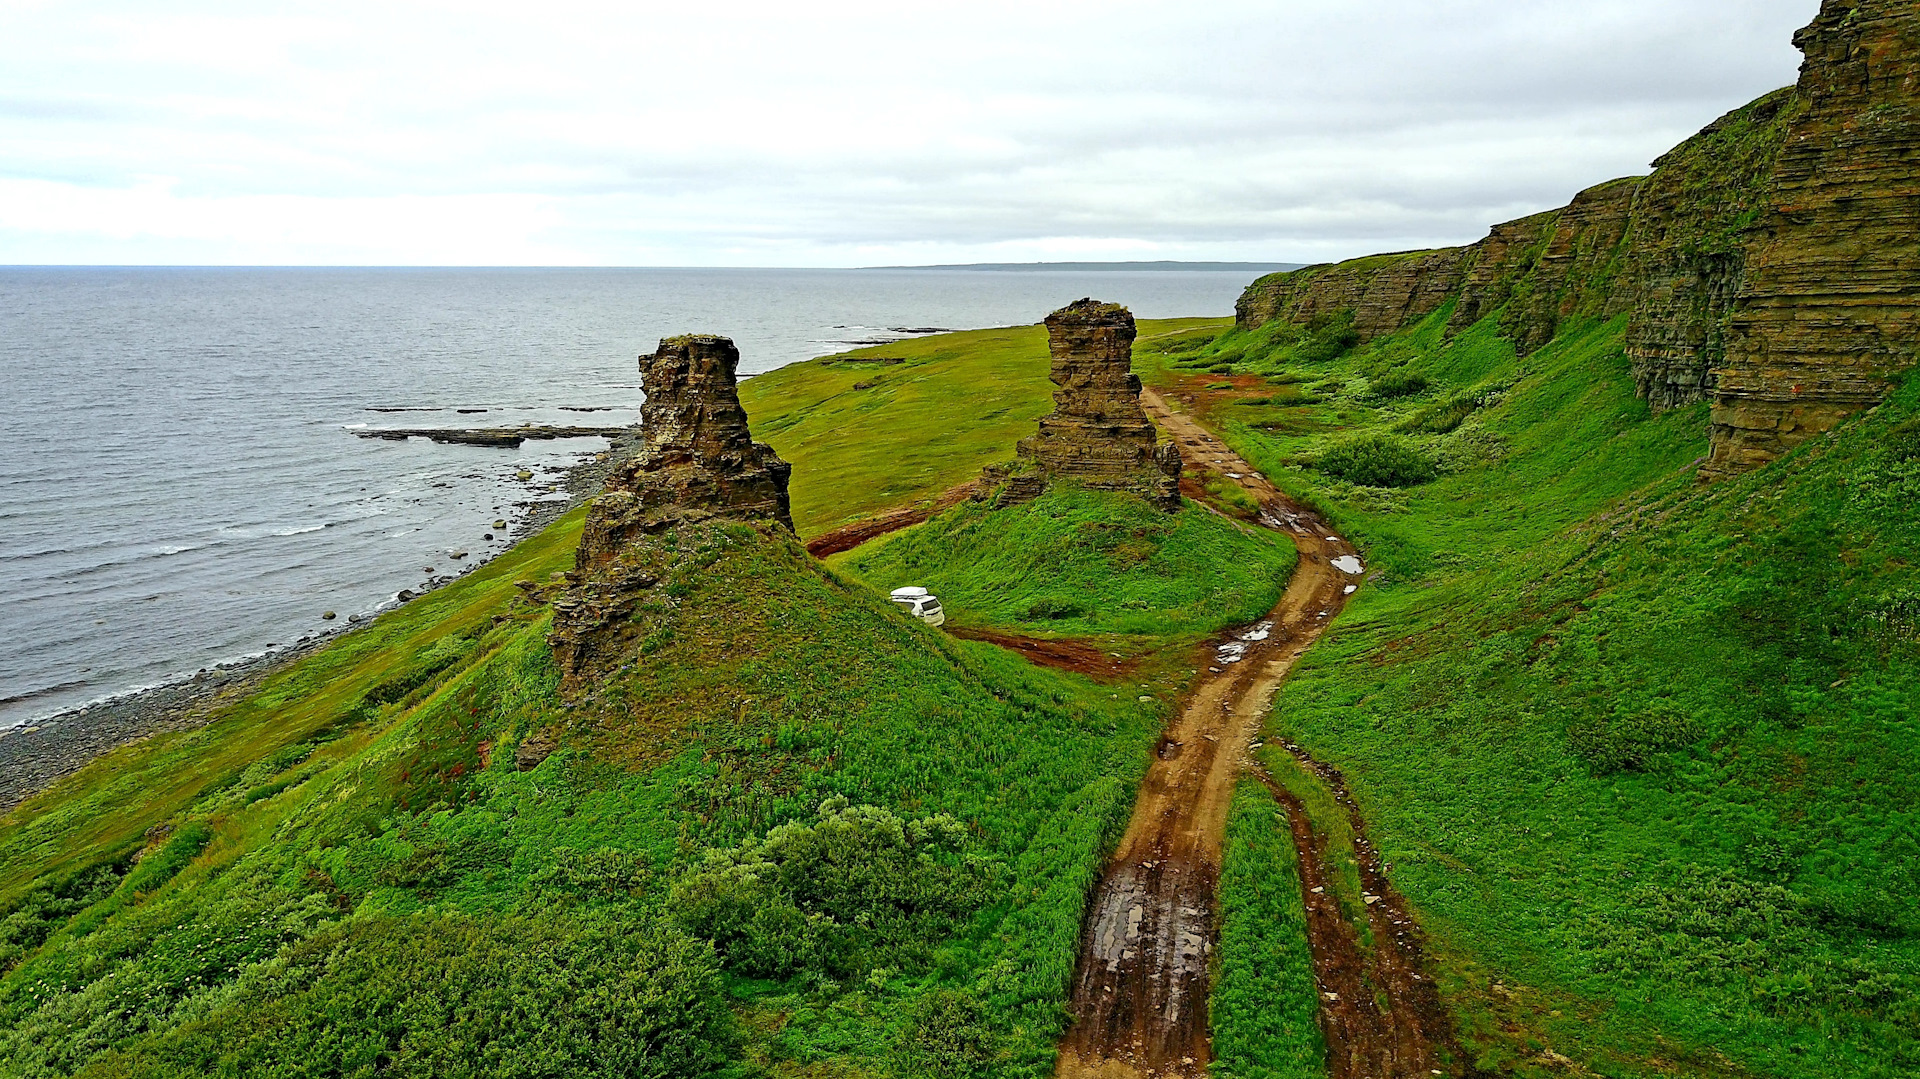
xmin=1295 ymin=311 xmax=1360 ymax=364
xmin=895 ymin=990 xmax=1002 ymax=1077
xmin=1566 ymin=702 xmax=1699 ymax=773
xmin=1398 ymin=393 xmax=1479 ymax=434
xmin=669 ymin=799 xmax=991 ymax=981
xmin=1021 ymin=596 xmax=1084 ymax=621
xmin=1368 ymin=368 xmax=1429 ymax=399
xmin=1314 ymin=435 xmax=1437 ymax=487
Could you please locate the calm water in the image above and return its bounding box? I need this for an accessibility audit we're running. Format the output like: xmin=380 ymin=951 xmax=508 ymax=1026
xmin=0 ymin=266 xmax=1259 ymax=728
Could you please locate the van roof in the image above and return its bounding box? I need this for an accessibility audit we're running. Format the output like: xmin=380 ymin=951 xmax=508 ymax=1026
xmin=890 ymin=586 xmax=929 ymax=598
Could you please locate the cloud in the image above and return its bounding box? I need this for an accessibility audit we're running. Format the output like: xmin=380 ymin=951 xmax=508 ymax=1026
xmin=0 ymin=0 xmax=1817 ymax=265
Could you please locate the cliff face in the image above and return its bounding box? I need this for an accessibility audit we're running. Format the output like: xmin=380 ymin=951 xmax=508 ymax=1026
xmin=1704 ymin=0 xmax=1920 ymax=478
xmin=1234 ymin=1 xmax=1919 ymax=478
xmin=550 ymin=334 xmax=793 ymax=692
xmin=1007 ymin=299 xmax=1182 ymax=509
xmin=1623 ymin=90 xmax=1794 ymax=412
xmin=1236 ymin=248 xmax=1470 ymax=344
xmin=1237 ymin=178 xmax=1643 ymax=359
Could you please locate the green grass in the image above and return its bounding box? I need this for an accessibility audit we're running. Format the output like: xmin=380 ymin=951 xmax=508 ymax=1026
xmin=835 ymin=485 xmax=1297 ymax=646
xmin=1209 ymin=780 xmax=1324 ymax=1079
xmin=741 ymin=318 xmax=1228 ymax=537
xmin=1139 ymin=303 xmax=1920 ymax=1076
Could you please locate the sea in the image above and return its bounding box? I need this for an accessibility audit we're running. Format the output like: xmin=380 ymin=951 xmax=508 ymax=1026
xmin=0 ymin=266 xmax=1267 ymax=729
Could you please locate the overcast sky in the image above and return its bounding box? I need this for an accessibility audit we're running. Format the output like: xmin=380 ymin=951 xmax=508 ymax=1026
xmin=0 ymin=0 xmax=1816 ymax=267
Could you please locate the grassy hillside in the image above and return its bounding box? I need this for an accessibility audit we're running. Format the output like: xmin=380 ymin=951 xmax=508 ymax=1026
xmin=0 ymin=318 xmax=1245 ymax=1079
xmin=1142 ymin=310 xmax=1920 ymax=1076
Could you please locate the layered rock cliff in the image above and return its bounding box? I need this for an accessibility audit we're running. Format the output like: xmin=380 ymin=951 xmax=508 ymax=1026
xmin=1235 ymin=0 xmax=1918 ymax=478
xmin=1624 ymin=89 xmax=1794 ymax=411
xmin=1002 ymin=299 xmax=1182 ymax=509
xmin=1238 ymin=177 xmax=1642 ymax=358
xmin=550 ymin=335 xmax=793 ymax=692
xmin=1704 ymin=0 xmax=1920 ymax=478
xmin=1235 ymin=248 xmax=1469 ymax=344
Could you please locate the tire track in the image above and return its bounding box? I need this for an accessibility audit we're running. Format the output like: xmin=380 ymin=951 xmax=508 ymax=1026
xmin=1054 ymin=390 xmax=1466 ymax=1078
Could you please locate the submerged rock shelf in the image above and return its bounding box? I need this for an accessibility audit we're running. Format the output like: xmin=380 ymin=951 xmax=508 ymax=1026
xmin=353 ymin=424 xmax=633 ymax=447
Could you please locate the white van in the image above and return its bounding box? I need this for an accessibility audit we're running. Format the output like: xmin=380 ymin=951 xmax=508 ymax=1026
xmin=889 ymin=586 xmax=946 ymax=627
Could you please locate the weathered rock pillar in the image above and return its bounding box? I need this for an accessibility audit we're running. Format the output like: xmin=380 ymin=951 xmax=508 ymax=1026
xmin=1703 ymin=0 xmax=1920 ymax=479
xmin=549 ymin=334 xmax=792 ymax=691
xmin=1002 ymin=299 xmax=1182 ymax=509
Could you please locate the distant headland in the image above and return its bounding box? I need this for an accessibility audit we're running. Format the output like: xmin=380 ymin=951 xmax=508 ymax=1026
xmin=862 ymin=259 xmax=1306 ymax=272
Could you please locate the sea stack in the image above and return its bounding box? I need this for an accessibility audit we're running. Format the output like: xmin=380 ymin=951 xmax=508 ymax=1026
xmin=999 ymin=299 xmax=1182 ymax=509
xmin=1703 ymin=0 xmax=1920 ymax=479
xmin=549 ymin=334 xmax=792 ymax=691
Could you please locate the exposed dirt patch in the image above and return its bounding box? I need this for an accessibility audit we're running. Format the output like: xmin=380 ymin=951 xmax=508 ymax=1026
xmin=803 ymin=481 xmax=982 ymax=558
xmin=944 ymin=627 xmax=1142 ymax=682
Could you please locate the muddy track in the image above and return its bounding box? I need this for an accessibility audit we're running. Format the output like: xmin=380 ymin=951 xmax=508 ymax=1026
xmin=1053 ymin=390 xmax=1462 ymax=1078
xmin=803 ymin=481 xmax=982 ymax=558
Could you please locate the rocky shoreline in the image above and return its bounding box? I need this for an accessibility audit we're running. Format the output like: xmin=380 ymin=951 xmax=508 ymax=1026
xmin=0 ymin=432 xmax=641 ymax=814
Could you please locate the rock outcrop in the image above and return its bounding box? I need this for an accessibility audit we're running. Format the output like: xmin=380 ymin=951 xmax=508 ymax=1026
xmin=1623 ymin=89 xmax=1794 ymax=412
xmin=1236 ymin=248 xmax=1470 ymax=344
xmin=1003 ymin=299 xmax=1182 ymax=509
xmin=1491 ymin=177 xmax=1642 ymax=354
xmin=1704 ymin=0 xmax=1920 ymax=478
xmin=549 ymin=335 xmax=792 ymax=692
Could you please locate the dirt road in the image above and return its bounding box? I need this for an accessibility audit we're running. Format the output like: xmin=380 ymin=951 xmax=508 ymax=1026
xmin=1053 ymin=390 xmax=1461 ymax=1078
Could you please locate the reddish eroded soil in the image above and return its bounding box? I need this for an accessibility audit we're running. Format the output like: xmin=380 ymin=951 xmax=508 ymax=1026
xmin=803 ymin=481 xmax=982 ymax=558
xmin=1054 ymin=392 xmax=1366 ymax=1078
xmin=944 ymin=626 xmax=1142 ymax=682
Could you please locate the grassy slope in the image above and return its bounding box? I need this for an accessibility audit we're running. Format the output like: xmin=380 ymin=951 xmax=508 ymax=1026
xmin=0 ymin=317 xmax=1240 ymax=1079
xmin=836 ymin=485 xmax=1297 ymax=646
xmin=1140 ymin=312 xmax=1920 ymax=1076
xmin=740 ymin=318 xmax=1226 ymax=537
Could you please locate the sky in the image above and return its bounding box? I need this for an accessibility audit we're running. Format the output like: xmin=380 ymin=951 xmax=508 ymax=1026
xmin=0 ymin=0 xmax=1817 ymax=267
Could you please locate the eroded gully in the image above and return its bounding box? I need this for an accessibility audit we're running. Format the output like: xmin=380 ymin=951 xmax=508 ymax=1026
xmin=1051 ymin=390 xmax=1467 ymax=1079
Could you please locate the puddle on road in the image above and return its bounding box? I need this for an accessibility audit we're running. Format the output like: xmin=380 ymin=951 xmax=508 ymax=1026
xmin=1330 ymin=555 xmax=1365 ymax=575
xmin=1215 ymin=620 xmax=1273 ymax=664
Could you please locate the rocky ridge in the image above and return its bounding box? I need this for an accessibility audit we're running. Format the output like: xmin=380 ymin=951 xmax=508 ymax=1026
xmin=995 ymin=299 xmax=1182 ymax=509
xmin=549 ymin=335 xmax=793 ymax=692
xmin=1235 ymin=0 xmax=1917 ymax=477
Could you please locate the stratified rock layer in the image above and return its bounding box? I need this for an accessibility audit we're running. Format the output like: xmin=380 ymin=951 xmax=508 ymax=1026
xmin=1010 ymin=299 xmax=1182 ymax=509
xmin=1704 ymin=0 xmax=1920 ymax=478
xmin=1237 ymin=179 xmax=1643 ymax=358
xmin=1235 ymin=248 xmax=1469 ymax=344
xmin=1623 ymin=90 xmax=1793 ymax=411
xmin=550 ymin=335 xmax=792 ymax=692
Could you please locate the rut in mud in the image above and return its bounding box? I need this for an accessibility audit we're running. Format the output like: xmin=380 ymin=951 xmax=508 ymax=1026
xmin=1252 ymin=754 xmax=1471 ymax=1079
xmin=1052 ymin=391 xmax=1464 ymax=1078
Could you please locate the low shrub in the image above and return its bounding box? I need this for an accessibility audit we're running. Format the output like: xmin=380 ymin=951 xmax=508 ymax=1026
xmin=1369 ymin=368 xmax=1429 ymax=399
xmin=669 ymin=799 xmax=992 ymax=981
xmin=1566 ymin=702 xmax=1699 ymax=773
xmin=1314 ymin=435 xmax=1436 ymax=488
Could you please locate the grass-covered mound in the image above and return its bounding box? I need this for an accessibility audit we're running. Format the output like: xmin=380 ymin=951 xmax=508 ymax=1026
xmin=0 ymin=520 xmax=1167 ymax=1077
xmin=836 ymin=485 xmax=1298 ymax=643
xmin=1141 ymin=309 xmax=1920 ymax=1076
